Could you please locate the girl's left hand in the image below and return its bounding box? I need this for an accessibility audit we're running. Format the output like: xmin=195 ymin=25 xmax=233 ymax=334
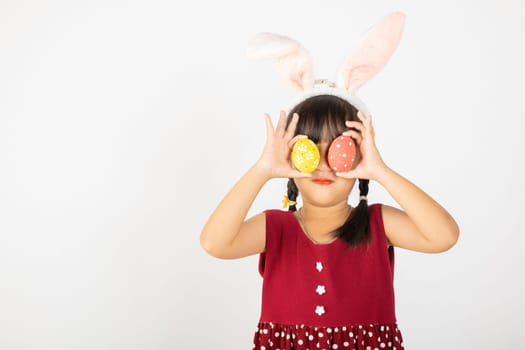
xmin=336 ymin=111 xmax=389 ymax=181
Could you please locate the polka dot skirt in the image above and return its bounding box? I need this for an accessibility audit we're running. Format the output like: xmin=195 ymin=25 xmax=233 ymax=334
xmin=253 ymin=322 xmax=404 ymax=350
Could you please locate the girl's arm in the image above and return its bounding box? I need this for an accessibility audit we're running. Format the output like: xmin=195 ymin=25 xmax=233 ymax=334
xmin=200 ymin=164 xmax=270 ymax=259
xmin=338 ymin=112 xmax=459 ymax=253
xmin=200 ymin=112 xmax=309 ymax=259
xmin=377 ymin=168 xmax=459 ymax=253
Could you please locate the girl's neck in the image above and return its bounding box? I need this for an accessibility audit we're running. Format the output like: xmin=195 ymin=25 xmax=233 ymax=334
xmin=296 ymin=201 xmax=352 ymax=244
xmin=299 ymin=201 xmax=351 ymax=220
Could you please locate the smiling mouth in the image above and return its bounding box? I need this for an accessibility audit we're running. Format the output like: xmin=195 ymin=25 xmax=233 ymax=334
xmin=312 ymin=178 xmax=333 ymax=185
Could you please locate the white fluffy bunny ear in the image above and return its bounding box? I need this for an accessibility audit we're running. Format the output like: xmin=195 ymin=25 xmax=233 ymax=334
xmin=247 ymin=33 xmax=314 ymax=91
xmin=337 ymin=12 xmax=406 ymax=92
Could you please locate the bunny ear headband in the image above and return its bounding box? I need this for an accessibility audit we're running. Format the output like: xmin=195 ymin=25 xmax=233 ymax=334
xmin=246 ymin=12 xmax=406 ymax=115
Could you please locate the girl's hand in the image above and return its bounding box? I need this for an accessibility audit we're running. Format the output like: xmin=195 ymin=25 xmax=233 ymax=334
xmin=336 ymin=111 xmax=389 ymax=181
xmin=256 ymin=111 xmax=312 ymax=179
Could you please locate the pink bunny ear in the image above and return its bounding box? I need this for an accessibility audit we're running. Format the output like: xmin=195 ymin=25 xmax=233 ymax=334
xmin=338 ymin=12 xmax=406 ymax=91
xmin=247 ymin=33 xmax=314 ymax=91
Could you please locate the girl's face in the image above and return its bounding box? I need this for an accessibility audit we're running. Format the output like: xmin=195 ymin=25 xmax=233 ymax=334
xmin=288 ymin=95 xmax=360 ymax=207
xmin=294 ymin=141 xmax=357 ymax=208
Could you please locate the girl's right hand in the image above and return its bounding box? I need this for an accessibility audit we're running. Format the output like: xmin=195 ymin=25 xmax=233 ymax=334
xmin=256 ymin=111 xmax=312 ymax=180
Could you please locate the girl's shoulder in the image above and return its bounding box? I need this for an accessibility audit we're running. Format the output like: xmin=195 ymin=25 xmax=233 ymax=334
xmin=264 ymin=208 xmax=295 ymax=222
xmin=369 ymin=203 xmax=382 ymax=211
xmin=264 ymin=209 xmax=296 ymax=232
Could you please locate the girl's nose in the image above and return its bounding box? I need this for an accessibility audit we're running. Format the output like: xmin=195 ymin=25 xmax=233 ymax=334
xmin=316 ymin=143 xmax=332 ymax=172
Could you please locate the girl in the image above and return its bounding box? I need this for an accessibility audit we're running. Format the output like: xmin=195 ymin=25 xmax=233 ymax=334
xmin=200 ymin=13 xmax=459 ymax=350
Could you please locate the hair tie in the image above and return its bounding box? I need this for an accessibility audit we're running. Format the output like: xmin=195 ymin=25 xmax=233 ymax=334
xmin=359 ymin=195 xmax=368 ymax=201
xmin=282 ymin=195 xmax=297 ymax=208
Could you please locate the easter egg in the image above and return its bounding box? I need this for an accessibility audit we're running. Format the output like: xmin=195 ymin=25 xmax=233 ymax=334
xmin=327 ymin=135 xmax=357 ymax=172
xmin=291 ymin=138 xmax=320 ymax=173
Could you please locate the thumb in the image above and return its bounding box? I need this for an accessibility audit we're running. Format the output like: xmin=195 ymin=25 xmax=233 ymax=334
xmin=288 ymin=170 xmax=312 ymax=179
xmin=335 ymin=170 xmax=358 ymax=179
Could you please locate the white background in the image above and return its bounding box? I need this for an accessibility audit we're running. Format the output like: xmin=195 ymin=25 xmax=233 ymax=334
xmin=1 ymin=0 xmax=524 ymax=349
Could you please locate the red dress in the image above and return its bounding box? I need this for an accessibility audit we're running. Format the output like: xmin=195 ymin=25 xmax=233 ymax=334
xmin=253 ymin=204 xmax=404 ymax=350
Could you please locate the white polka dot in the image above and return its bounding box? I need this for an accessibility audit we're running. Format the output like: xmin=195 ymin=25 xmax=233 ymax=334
xmin=318 ymin=332 xmax=324 ymax=338
xmin=342 ymin=327 xmax=347 ymax=331
xmin=349 ymin=332 xmax=354 ymax=337
xmin=343 ymin=342 xmax=349 ymax=347
xmin=327 ymin=328 xmax=332 ymax=333
xmin=260 ymin=347 xmax=265 ymax=350
xmin=275 ymin=332 xmax=280 ymax=337
xmin=298 ymin=340 xmax=304 ymax=345
xmin=380 ymin=343 xmax=386 ymax=348
xmin=368 ymin=331 xmax=373 ymax=337
xmin=334 ymin=327 xmax=339 ymax=332
xmin=315 ymin=305 xmax=325 ymax=316
xmin=332 ymin=345 xmax=338 ymax=349
xmin=309 ymin=335 xmax=314 ymax=341
xmin=316 ymin=285 xmax=326 ymax=295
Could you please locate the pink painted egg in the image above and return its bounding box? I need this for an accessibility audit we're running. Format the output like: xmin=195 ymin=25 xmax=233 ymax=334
xmin=327 ymin=135 xmax=357 ymax=172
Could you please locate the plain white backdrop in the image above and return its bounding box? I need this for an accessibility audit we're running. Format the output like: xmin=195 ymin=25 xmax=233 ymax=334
xmin=0 ymin=0 xmax=524 ymax=349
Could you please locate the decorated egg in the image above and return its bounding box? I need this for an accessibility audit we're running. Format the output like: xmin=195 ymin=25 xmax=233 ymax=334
xmin=291 ymin=138 xmax=320 ymax=173
xmin=327 ymin=135 xmax=357 ymax=172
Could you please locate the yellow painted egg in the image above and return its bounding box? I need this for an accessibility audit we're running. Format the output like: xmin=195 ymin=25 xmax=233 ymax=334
xmin=291 ymin=138 xmax=320 ymax=173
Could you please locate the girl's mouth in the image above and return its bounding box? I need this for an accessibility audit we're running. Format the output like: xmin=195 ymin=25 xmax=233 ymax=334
xmin=312 ymin=178 xmax=334 ymax=185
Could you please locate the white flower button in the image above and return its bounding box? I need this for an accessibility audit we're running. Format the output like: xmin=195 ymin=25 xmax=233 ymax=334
xmin=316 ymin=285 xmax=326 ymax=295
xmin=316 ymin=262 xmax=323 ymax=272
xmin=315 ymin=305 xmax=325 ymax=316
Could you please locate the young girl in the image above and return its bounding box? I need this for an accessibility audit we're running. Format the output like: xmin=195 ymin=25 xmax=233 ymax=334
xmin=200 ymin=13 xmax=459 ymax=350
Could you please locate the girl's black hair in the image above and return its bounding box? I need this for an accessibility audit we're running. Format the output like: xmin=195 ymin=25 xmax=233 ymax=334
xmin=285 ymin=95 xmax=371 ymax=247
